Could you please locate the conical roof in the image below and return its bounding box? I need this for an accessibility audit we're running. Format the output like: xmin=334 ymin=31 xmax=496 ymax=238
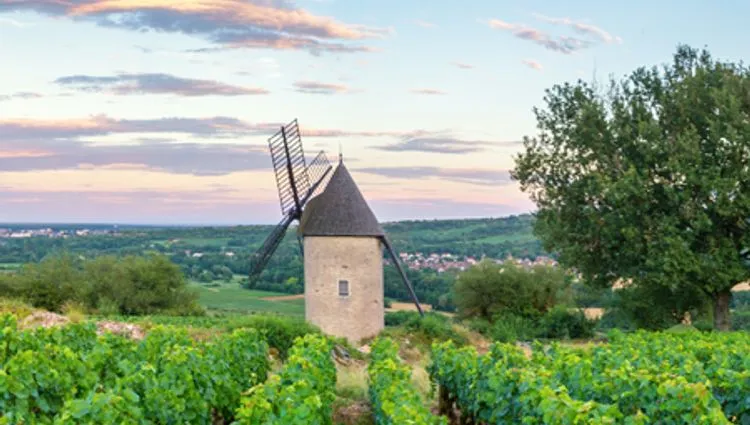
xmin=298 ymin=162 xmax=384 ymax=237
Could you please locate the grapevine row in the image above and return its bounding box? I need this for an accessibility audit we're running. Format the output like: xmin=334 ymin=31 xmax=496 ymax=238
xmin=0 ymin=314 xmax=270 ymax=424
xmin=429 ymin=338 xmax=733 ymax=424
xmin=233 ymin=333 xmax=337 ymax=425
xmin=367 ymin=337 xmax=447 ymax=425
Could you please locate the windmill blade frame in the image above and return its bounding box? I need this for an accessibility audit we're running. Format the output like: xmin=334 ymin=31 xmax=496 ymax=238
xmin=246 ymin=119 xmax=332 ymax=288
xmin=381 ymin=235 xmax=425 ymax=316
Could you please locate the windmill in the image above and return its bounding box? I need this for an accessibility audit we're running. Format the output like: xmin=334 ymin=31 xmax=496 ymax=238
xmin=247 ymin=119 xmax=424 ymax=342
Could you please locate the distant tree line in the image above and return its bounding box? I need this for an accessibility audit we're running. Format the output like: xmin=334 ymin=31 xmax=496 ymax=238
xmin=0 ymin=253 xmax=203 ymax=316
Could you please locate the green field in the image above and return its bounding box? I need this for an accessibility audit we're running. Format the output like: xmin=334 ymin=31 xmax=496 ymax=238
xmin=189 ymin=282 xmax=304 ymax=316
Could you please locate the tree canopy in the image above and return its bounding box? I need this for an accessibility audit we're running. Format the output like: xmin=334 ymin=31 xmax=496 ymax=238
xmin=512 ymin=45 xmax=750 ymax=330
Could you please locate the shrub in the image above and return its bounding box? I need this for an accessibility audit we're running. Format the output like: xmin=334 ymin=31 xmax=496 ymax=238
xmin=731 ymin=310 xmax=750 ymax=331
xmin=536 ymin=306 xmax=597 ymax=340
xmin=385 ymin=310 xmax=417 ymax=327
xmin=454 ymin=260 xmax=572 ymax=321
xmin=0 ymin=298 xmax=35 ymax=319
xmin=384 ymin=311 xmax=467 ymax=347
xmin=597 ymin=308 xmax=637 ymax=332
xmin=4 ymin=253 xmax=203 ymax=317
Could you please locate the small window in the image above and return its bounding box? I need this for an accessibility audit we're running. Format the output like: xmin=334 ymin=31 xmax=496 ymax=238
xmin=338 ymin=279 xmax=350 ymax=297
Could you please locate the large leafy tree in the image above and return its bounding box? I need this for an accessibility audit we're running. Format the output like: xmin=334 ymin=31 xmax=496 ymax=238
xmin=512 ymin=45 xmax=750 ymax=330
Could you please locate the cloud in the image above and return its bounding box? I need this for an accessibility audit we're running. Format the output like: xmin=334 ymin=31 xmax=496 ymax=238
xmin=293 ymin=80 xmax=351 ymax=95
xmin=54 ymin=73 xmax=269 ymax=96
xmin=0 ymin=187 xmax=273 ymax=224
xmin=302 ymin=128 xmax=431 ymax=138
xmin=370 ymin=198 xmax=529 ymax=222
xmin=376 ymin=136 xmax=516 ymax=154
xmin=0 ymin=136 xmax=272 ymax=176
xmin=0 ymin=92 xmax=42 ymax=101
xmin=0 ymin=0 xmax=388 ymax=54
xmin=0 ymin=115 xmax=283 ymax=141
xmin=410 ymin=88 xmax=447 ymax=95
xmin=0 ymin=115 xmax=440 ymax=143
xmin=415 ymin=20 xmax=437 ymax=28
xmin=0 ymin=16 xmax=30 ymax=27
xmin=486 ymin=18 xmax=591 ymax=54
xmin=521 ymin=59 xmax=542 ymax=70
xmin=532 ymin=13 xmax=622 ymax=44
xmin=451 ymin=62 xmax=474 ymax=69
xmin=355 ymin=166 xmax=513 ymax=186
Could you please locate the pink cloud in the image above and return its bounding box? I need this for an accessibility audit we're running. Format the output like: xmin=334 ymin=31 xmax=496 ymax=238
xmin=485 ymin=18 xmax=591 ymax=54
xmin=532 ymin=13 xmax=622 ymax=44
xmin=451 ymin=62 xmax=474 ymax=69
xmin=410 ymin=88 xmax=447 ymax=95
xmin=522 ymin=59 xmax=543 ymax=71
xmin=293 ymin=80 xmax=352 ymax=95
xmin=0 ymin=0 xmax=388 ymax=54
xmin=415 ymin=20 xmax=437 ymax=28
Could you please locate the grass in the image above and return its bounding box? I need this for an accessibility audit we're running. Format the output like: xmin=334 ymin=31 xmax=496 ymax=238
xmin=178 ymin=237 xmax=232 ymax=247
xmin=189 ymin=282 xmax=304 ymax=316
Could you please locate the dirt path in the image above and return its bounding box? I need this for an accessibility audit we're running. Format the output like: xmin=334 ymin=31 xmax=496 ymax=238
xmin=261 ymin=294 xmax=305 ymax=301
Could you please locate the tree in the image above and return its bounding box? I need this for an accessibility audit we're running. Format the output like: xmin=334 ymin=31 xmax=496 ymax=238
xmin=453 ymin=260 xmax=570 ymax=321
xmin=512 ymin=45 xmax=750 ymax=330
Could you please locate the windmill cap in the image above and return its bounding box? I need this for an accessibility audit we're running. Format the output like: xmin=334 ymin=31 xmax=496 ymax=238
xmin=298 ymin=162 xmax=384 ymax=237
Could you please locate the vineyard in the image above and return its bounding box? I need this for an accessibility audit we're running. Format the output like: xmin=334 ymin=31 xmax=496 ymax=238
xmin=429 ymin=330 xmax=750 ymax=424
xmin=3 ymin=310 xmax=750 ymax=424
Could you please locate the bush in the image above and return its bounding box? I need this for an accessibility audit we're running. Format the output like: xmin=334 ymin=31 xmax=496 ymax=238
xmin=731 ymin=310 xmax=750 ymax=331
xmin=384 ymin=311 xmax=467 ymax=347
xmin=4 ymin=252 xmax=203 ymax=317
xmin=536 ymin=307 xmax=597 ymax=339
xmin=385 ymin=310 xmax=417 ymax=327
xmin=454 ymin=260 xmax=572 ymax=321
xmin=597 ymin=308 xmax=637 ymax=331
xmin=467 ymin=312 xmax=540 ymax=343
xmin=0 ymin=297 xmax=35 ymax=319
xmin=467 ymin=308 xmax=596 ymax=342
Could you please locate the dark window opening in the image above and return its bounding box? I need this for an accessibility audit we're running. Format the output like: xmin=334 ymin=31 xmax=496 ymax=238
xmin=338 ymin=279 xmax=350 ymax=297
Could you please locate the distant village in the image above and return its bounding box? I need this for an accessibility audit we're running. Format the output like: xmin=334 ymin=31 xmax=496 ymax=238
xmin=394 ymin=252 xmax=558 ymax=273
xmin=0 ymin=227 xmax=118 ymax=239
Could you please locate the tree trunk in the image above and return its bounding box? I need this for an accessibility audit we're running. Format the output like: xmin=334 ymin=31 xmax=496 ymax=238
xmin=713 ymin=290 xmax=732 ymax=331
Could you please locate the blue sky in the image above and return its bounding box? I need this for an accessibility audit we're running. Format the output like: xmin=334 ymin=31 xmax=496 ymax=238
xmin=0 ymin=0 xmax=747 ymax=224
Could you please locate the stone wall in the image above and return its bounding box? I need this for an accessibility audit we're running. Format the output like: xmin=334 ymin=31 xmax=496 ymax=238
xmin=304 ymin=236 xmax=384 ymax=344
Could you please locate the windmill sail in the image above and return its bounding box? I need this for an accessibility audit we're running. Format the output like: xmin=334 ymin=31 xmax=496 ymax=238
xmin=246 ymin=119 xmax=332 ymax=288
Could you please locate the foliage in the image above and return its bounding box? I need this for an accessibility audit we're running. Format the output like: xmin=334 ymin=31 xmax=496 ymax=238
xmin=536 ymin=306 xmax=597 ymax=339
xmin=466 ymin=312 xmax=540 ymax=343
xmin=234 ymin=334 xmax=336 ymax=425
xmin=383 ymin=311 xmax=468 ymax=347
xmin=730 ymin=310 xmax=750 ymax=331
xmin=430 ymin=333 xmax=738 ymax=424
xmin=0 ymin=316 xmax=270 ymax=424
xmin=223 ymin=314 xmax=320 ymax=359
xmin=512 ymin=44 xmax=750 ymax=330
xmin=611 ymin=280 xmax=710 ymax=330
xmin=0 ymin=298 xmax=34 ymax=320
xmin=454 ymin=260 xmax=571 ymax=321
xmin=367 ymin=337 xmax=446 ymax=425
xmin=467 ymin=307 xmax=596 ymax=342
xmin=5 ymin=252 xmax=203 ymax=316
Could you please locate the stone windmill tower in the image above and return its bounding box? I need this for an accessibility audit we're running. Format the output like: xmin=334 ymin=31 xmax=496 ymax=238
xmin=246 ymin=119 xmax=423 ymax=343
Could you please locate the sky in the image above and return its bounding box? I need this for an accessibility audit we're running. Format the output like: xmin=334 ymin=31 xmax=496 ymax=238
xmin=0 ymin=1 xmax=748 ymax=225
